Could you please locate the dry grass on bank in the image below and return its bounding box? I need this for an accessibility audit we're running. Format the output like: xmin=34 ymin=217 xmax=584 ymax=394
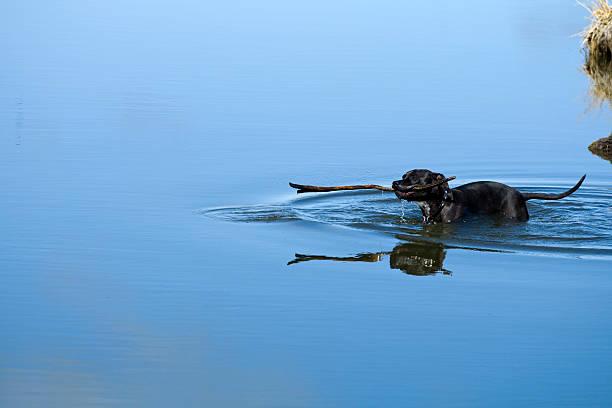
xmin=581 ymin=0 xmax=612 ymax=66
xmin=580 ymin=0 xmax=612 ymax=109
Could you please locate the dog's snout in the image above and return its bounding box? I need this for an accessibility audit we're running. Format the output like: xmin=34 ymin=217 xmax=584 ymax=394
xmin=393 ymin=180 xmax=412 ymax=192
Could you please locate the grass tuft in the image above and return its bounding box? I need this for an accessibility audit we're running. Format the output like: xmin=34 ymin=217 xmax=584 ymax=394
xmin=580 ymin=0 xmax=612 ymax=109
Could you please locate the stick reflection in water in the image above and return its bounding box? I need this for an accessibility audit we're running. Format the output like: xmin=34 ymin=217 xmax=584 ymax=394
xmin=288 ymin=240 xmax=451 ymax=276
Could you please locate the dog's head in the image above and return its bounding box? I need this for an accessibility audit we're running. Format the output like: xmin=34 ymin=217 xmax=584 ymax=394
xmin=392 ymin=169 xmax=449 ymax=201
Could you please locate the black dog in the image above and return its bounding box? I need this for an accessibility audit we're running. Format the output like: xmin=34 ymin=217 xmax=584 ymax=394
xmin=392 ymin=169 xmax=586 ymax=224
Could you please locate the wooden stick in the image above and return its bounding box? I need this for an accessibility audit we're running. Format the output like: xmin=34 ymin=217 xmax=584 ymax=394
xmin=289 ymin=176 xmax=455 ymax=194
xmin=411 ymin=176 xmax=455 ymax=190
xmin=289 ymin=182 xmax=393 ymax=194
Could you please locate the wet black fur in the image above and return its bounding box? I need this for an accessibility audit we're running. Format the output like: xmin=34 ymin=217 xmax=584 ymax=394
xmin=391 ymin=169 xmax=586 ymax=224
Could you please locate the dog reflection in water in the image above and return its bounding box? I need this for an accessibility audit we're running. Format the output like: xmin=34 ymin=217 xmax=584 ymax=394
xmin=288 ymin=240 xmax=450 ymax=276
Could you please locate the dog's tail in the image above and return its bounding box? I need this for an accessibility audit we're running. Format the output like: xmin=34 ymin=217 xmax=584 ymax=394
xmin=522 ymin=174 xmax=586 ymax=201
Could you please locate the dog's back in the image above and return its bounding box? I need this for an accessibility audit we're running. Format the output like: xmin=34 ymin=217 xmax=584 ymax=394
xmin=452 ymin=182 xmax=529 ymax=220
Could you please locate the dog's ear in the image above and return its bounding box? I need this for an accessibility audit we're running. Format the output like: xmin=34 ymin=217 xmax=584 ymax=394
xmin=445 ymin=189 xmax=454 ymax=202
xmin=435 ymin=173 xmax=453 ymax=201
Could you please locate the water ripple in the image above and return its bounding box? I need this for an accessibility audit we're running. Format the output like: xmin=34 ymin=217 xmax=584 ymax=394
xmin=201 ymin=186 xmax=612 ymax=259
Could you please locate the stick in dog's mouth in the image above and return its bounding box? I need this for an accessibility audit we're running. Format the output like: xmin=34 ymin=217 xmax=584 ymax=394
xmin=394 ymin=176 xmax=456 ymax=192
xmin=288 ymin=176 xmax=455 ymax=195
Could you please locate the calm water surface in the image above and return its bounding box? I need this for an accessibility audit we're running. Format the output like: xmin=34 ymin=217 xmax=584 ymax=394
xmin=1 ymin=1 xmax=612 ymax=406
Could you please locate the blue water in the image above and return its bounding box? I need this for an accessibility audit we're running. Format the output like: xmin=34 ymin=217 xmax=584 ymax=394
xmin=1 ymin=1 xmax=612 ymax=406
